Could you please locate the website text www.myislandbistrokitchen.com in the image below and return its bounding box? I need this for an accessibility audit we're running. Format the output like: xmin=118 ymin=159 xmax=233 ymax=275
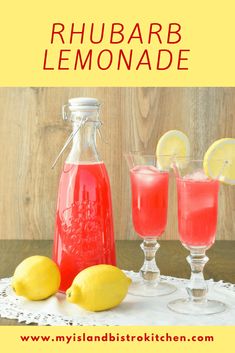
xmin=19 ymin=331 xmax=214 ymax=344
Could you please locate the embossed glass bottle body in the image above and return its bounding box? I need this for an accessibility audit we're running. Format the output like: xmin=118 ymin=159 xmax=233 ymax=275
xmin=53 ymin=99 xmax=116 ymax=292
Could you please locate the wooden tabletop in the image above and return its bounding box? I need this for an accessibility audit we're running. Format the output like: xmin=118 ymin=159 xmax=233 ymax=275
xmin=0 ymin=240 xmax=235 ymax=326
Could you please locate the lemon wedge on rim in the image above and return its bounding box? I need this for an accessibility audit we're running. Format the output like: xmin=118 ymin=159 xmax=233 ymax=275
xmin=203 ymin=138 xmax=235 ymax=185
xmin=156 ymin=130 xmax=190 ymax=169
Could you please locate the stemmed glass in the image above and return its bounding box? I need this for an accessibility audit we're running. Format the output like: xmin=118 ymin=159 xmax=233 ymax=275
xmin=125 ymin=152 xmax=176 ymax=296
xmin=168 ymin=159 xmax=226 ymax=314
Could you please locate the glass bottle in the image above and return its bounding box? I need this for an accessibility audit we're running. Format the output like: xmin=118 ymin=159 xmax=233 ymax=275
xmin=53 ymin=97 xmax=116 ymax=292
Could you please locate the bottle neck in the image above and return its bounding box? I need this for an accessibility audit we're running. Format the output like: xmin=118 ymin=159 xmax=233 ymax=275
xmin=66 ymin=121 xmax=101 ymax=164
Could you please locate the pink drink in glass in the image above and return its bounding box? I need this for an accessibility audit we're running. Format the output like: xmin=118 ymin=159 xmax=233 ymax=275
xmin=177 ymin=176 xmax=219 ymax=247
xmin=130 ymin=166 xmax=169 ymax=237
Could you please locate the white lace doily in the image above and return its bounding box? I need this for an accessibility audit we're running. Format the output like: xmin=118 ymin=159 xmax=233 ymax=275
xmin=1 ymin=272 xmax=235 ymax=326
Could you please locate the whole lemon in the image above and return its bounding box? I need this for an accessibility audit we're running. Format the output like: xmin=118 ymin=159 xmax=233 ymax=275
xmin=66 ymin=264 xmax=131 ymax=312
xmin=12 ymin=256 xmax=61 ymax=300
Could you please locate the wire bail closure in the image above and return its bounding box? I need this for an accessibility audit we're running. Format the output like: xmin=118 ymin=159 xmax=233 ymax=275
xmin=52 ymin=99 xmax=107 ymax=169
xmin=51 ymin=115 xmax=88 ymax=169
xmin=62 ymin=104 xmax=69 ymax=121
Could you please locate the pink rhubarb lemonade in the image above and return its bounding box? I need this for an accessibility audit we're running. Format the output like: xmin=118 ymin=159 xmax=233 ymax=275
xmin=177 ymin=173 xmax=219 ymax=247
xmin=130 ymin=166 xmax=169 ymax=237
xmin=53 ymin=162 xmax=116 ymax=292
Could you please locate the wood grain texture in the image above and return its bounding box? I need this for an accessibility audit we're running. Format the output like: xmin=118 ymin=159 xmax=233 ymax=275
xmin=0 ymin=87 xmax=234 ymax=240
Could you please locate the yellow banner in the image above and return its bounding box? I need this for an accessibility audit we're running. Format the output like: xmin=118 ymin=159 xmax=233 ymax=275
xmin=0 ymin=0 xmax=234 ymax=86
xmin=0 ymin=326 xmax=233 ymax=353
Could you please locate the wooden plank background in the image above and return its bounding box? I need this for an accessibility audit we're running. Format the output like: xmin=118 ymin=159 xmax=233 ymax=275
xmin=0 ymin=87 xmax=234 ymax=240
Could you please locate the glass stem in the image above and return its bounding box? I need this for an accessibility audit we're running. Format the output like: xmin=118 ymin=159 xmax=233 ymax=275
xmin=140 ymin=239 xmax=160 ymax=283
xmin=186 ymin=247 xmax=209 ymax=303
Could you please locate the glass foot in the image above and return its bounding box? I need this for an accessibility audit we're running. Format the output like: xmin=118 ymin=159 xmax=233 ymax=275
xmin=168 ymin=298 xmax=227 ymax=315
xmin=129 ymin=278 xmax=176 ymax=297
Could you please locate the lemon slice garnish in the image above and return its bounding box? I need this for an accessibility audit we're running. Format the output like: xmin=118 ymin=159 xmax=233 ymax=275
xmin=156 ymin=130 xmax=190 ymax=169
xmin=203 ymin=138 xmax=235 ymax=185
